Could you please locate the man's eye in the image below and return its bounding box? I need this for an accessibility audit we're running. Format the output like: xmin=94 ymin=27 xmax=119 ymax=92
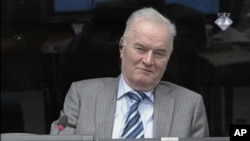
xmin=136 ymin=47 xmax=146 ymax=52
xmin=154 ymin=52 xmax=166 ymax=58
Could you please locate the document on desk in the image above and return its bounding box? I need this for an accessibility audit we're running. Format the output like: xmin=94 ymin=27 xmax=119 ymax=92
xmin=198 ymin=49 xmax=250 ymax=66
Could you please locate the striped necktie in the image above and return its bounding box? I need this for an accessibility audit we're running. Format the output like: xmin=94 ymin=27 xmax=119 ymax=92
xmin=121 ymin=91 xmax=145 ymax=138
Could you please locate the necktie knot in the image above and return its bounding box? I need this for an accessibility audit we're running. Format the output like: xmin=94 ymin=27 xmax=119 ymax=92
xmin=127 ymin=91 xmax=145 ymax=103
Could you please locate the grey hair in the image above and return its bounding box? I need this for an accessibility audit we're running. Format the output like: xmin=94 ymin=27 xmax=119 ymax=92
xmin=122 ymin=7 xmax=176 ymax=52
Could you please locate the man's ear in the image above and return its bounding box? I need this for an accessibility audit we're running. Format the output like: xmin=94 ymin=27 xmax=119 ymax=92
xmin=119 ymin=37 xmax=124 ymax=50
xmin=119 ymin=38 xmax=124 ymax=59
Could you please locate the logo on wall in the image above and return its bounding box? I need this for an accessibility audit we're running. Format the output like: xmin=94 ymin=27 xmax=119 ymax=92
xmin=214 ymin=13 xmax=233 ymax=31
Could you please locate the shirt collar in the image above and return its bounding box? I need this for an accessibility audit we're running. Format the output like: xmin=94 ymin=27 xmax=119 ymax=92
xmin=118 ymin=73 xmax=154 ymax=102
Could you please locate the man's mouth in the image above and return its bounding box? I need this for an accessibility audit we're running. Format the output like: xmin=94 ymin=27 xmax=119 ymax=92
xmin=139 ymin=68 xmax=153 ymax=73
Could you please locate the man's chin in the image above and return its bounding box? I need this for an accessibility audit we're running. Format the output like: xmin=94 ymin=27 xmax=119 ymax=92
xmin=134 ymin=79 xmax=154 ymax=90
xmin=135 ymin=76 xmax=150 ymax=83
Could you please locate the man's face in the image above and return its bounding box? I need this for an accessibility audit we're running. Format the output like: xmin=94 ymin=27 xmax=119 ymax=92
xmin=120 ymin=19 xmax=172 ymax=91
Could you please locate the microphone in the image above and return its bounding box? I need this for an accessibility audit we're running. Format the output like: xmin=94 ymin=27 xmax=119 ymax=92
xmin=57 ymin=115 xmax=68 ymax=134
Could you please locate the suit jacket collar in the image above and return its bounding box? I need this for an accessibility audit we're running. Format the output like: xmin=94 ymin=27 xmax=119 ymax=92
xmin=95 ymin=77 xmax=175 ymax=139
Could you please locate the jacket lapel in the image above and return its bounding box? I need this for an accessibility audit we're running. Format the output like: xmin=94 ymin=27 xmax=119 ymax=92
xmin=153 ymin=83 xmax=175 ymax=137
xmin=95 ymin=77 xmax=119 ymax=139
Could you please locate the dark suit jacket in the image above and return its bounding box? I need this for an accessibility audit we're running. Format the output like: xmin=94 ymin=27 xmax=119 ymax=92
xmin=50 ymin=77 xmax=209 ymax=139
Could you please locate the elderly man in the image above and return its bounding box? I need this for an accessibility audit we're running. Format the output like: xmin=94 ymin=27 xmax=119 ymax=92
xmin=50 ymin=7 xmax=209 ymax=139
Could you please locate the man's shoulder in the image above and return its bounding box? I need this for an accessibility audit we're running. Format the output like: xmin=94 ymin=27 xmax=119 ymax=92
xmin=74 ymin=77 xmax=117 ymax=85
xmin=158 ymin=80 xmax=202 ymax=98
xmin=66 ymin=77 xmax=119 ymax=95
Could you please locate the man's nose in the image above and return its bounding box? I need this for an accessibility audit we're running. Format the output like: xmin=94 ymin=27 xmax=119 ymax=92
xmin=143 ymin=51 xmax=154 ymax=65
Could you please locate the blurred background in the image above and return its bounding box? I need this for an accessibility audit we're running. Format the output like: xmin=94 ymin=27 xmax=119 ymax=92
xmin=1 ymin=0 xmax=250 ymax=136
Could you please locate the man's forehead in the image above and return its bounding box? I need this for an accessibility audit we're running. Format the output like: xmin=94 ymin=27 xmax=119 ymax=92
xmin=134 ymin=42 xmax=168 ymax=51
xmin=130 ymin=18 xmax=170 ymax=35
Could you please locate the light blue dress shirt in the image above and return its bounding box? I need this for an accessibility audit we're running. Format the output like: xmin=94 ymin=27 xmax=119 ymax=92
xmin=112 ymin=74 xmax=154 ymax=138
